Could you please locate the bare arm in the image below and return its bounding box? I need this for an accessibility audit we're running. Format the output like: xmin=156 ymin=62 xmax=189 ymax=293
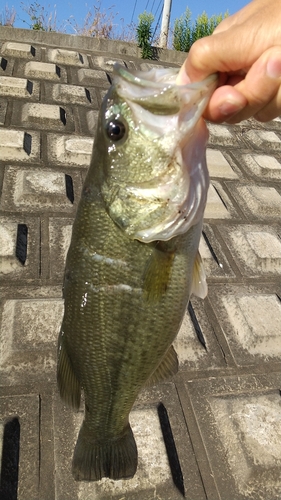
xmin=177 ymin=0 xmax=281 ymax=123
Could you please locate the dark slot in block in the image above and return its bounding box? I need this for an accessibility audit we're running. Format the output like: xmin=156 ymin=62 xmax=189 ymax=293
xmin=188 ymin=301 xmax=207 ymax=350
xmin=0 ymin=417 xmax=20 ymax=500
xmin=158 ymin=403 xmax=185 ymax=497
xmin=16 ymin=224 xmax=28 ymax=265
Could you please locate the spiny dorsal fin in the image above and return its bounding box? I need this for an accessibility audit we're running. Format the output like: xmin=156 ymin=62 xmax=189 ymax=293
xmin=191 ymin=250 xmax=208 ymax=299
xmin=57 ymin=331 xmax=81 ymax=410
xmin=145 ymin=345 xmax=179 ymax=387
xmin=143 ymin=245 xmax=175 ymax=301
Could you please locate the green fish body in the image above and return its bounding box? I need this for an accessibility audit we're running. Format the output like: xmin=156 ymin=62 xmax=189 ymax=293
xmin=57 ymin=65 xmax=216 ymax=481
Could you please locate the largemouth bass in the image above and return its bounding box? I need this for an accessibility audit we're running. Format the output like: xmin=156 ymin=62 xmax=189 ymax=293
xmin=57 ymin=64 xmax=216 ymax=481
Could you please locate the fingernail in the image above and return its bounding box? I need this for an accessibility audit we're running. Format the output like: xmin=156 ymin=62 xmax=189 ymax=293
xmin=218 ymin=99 xmax=244 ymax=116
xmin=266 ymin=56 xmax=281 ymax=79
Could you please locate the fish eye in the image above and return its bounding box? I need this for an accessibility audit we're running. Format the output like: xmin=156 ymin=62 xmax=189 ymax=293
xmin=105 ymin=117 xmax=127 ymax=142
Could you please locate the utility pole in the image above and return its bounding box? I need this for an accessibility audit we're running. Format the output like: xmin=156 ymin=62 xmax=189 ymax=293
xmin=159 ymin=0 xmax=172 ymax=48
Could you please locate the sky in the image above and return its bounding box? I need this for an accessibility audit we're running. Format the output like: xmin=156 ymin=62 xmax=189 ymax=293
xmin=3 ymin=0 xmax=249 ymax=38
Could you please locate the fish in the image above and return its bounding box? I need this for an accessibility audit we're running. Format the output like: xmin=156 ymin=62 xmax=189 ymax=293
xmin=57 ymin=63 xmax=217 ymax=482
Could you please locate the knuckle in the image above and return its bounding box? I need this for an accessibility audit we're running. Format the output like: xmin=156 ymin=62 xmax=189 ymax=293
xmin=189 ymin=38 xmax=213 ymax=70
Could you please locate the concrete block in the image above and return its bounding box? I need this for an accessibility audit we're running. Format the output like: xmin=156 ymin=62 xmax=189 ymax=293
xmin=1 ymin=41 xmax=36 ymax=58
xmin=242 ymin=153 xmax=281 ymax=179
xmin=48 ymin=48 xmax=88 ymax=67
xmin=207 ymin=149 xmax=238 ymax=179
xmin=0 ymin=296 xmax=62 ymax=384
xmin=173 ymin=298 xmax=225 ymax=371
xmin=86 ymin=110 xmax=99 ymax=135
xmin=0 ymin=167 xmax=75 ymax=212
xmin=92 ymin=55 xmax=125 ymax=71
xmin=234 ymin=185 xmax=281 ymax=219
xmin=52 ymin=83 xmax=95 ymax=106
xmin=209 ymin=286 xmax=281 ymax=365
xmin=0 ymin=395 xmax=40 ymax=500
xmin=218 ymin=224 xmax=281 ymax=275
xmin=208 ymin=124 xmax=237 ymax=146
xmin=24 ymin=61 xmax=64 ymax=81
xmin=211 ymin=390 xmax=281 ymax=498
xmin=3 ymin=298 xmax=63 ymax=350
xmin=0 ymin=216 xmax=40 ymax=279
xmin=186 ymin=372 xmax=281 ymax=500
xmin=221 ymin=293 xmax=281 ymax=357
xmin=47 ymin=134 xmax=93 ymax=167
xmin=244 ymin=129 xmax=281 ymax=150
xmin=77 ymin=68 xmax=109 ymax=86
xmin=0 ymin=76 xmax=39 ymax=98
xmin=140 ymin=62 xmax=163 ymax=71
xmin=204 ymin=183 xmax=232 ymax=219
xmin=21 ymin=102 xmax=67 ymax=129
xmin=99 ymin=89 xmax=108 ymax=101
xmin=49 ymin=218 xmax=73 ymax=280
xmin=174 ymin=311 xmax=208 ymax=367
xmin=200 ymin=234 xmax=218 ymax=265
xmin=0 ymin=129 xmax=40 ymax=162
xmin=199 ymin=225 xmax=235 ymax=278
xmin=0 ymin=97 xmax=7 ymax=125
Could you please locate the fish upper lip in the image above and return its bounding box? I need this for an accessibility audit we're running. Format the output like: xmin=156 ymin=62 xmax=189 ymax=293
xmin=113 ymin=63 xmax=217 ymax=92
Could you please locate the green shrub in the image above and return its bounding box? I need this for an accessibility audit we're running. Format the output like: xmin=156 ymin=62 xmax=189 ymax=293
xmin=173 ymin=9 xmax=228 ymax=52
xmin=136 ymin=11 xmax=154 ymax=59
xmin=173 ymin=8 xmax=192 ymax=52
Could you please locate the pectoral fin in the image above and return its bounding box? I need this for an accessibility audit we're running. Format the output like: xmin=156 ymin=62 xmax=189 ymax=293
xmin=143 ymin=245 xmax=175 ymax=301
xmin=145 ymin=345 xmax=179 ymax=386
xmin=191 ymin=250 xmax=208 ymax=299
xmin=57 ymin=330 xmax=81 ymax=410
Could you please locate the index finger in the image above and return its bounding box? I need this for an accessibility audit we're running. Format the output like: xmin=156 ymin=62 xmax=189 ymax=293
xmin=177 ymin=28 xmax=265 ymax=84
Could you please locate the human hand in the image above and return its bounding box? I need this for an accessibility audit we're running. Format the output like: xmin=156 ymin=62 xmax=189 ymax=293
xmin=177 ymin=0 xmax=281 ymax=123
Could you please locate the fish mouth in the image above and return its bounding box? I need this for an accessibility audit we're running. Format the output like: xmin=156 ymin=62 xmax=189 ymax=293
xmin=113 ymin=63 xmax=217 ymax=121
xmin=104 ymin=65 xmax=217 ymax=243
xmin=113 ymin=63 xmax=217 ymax=92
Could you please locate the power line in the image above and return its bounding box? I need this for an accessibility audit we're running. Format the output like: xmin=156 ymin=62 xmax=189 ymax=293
xmin=131 ymin=0 xmax=138 ymax=23
xmin=154 ymin=0 xmax=163 ymax=19
xmin=152 ymin=3 xmax=163 ymax=42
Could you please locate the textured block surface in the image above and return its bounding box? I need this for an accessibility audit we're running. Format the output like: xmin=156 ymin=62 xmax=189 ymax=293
xmin=0 ymin=26 xmax=280 ymax=500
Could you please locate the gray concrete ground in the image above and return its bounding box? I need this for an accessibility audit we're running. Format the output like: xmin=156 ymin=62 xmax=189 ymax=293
xmin=0 ymin=27 xmax=280 ymax=500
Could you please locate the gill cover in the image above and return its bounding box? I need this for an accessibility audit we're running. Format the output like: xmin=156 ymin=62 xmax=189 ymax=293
xmin=101 ymin=64 xmax=217 ymax=242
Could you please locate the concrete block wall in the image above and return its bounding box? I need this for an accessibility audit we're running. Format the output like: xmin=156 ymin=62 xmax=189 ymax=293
xmin=0 ymin=27 xmax=280 ymax=500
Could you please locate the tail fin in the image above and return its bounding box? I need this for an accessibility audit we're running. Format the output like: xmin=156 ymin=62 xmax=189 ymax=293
xmin=72 ymin=421 xmax=138 ymax=481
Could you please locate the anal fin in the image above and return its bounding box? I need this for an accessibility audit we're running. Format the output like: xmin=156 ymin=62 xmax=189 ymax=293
xmin=145 ymin=345 xmax=179 ymax=387
xmin=57 ymin=331 xmax=81 ymax=410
